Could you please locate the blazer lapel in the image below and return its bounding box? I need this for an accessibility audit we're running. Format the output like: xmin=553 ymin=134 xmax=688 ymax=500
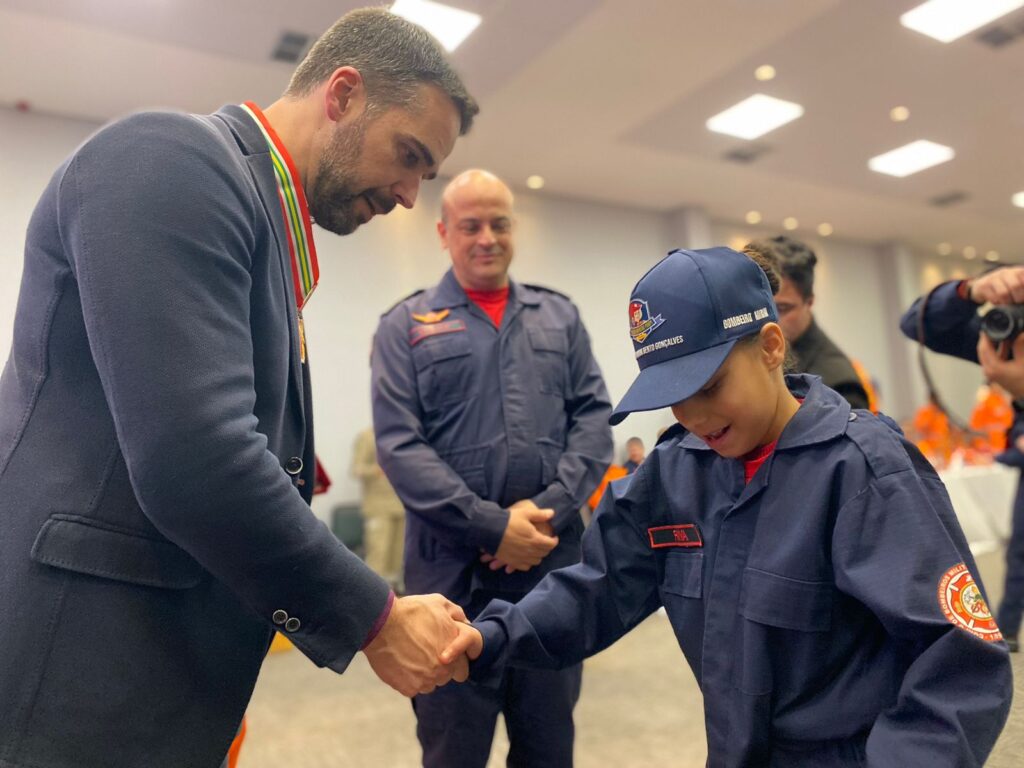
xmin=214 ymin=105 xmax=308 ymax=439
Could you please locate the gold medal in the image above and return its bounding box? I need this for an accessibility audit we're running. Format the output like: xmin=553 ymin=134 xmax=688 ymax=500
xmin=298 ymin=314 xmax=307 ymax=364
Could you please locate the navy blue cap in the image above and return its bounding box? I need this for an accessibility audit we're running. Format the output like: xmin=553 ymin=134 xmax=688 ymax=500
xmin=610 ymin=247 xmax=777 ymax=425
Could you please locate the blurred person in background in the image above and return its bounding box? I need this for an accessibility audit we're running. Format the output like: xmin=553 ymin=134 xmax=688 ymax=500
xmin=623 ymin=436 xmax=645 ymax=473
xmin=352 ymin=426 xmax=406 ymax=591
xmin=745 ymin=236 xmax=870 ymax=410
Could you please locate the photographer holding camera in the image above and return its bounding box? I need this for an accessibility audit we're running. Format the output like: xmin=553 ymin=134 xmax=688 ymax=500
xmin=900 ymin=265 xmax=1024 ymax=652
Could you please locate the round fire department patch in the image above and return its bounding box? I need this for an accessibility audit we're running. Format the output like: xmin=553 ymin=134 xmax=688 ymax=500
xmin=938 ymin=563 xmax=1002 ymax=642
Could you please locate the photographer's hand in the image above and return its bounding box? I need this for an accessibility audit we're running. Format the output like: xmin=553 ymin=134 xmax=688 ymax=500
xmin=977 ymin=333 xmax=1024 ymax=399
xmin=966 ymin=266 xmax=1024 ymax=305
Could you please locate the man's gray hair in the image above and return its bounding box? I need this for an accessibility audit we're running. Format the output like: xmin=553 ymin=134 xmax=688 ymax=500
xmin=287 ymin=7 xmax=479 ymax=135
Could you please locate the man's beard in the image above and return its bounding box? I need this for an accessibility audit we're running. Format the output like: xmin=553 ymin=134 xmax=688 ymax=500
xmin=307 ymin=116 xmax=394 ymax=235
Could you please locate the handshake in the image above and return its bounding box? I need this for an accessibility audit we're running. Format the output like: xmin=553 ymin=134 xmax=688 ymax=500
xmin=362 ymin=593 xmax=485 ymax=696
xmin=363 ymin=500 xmax=557 ymax=696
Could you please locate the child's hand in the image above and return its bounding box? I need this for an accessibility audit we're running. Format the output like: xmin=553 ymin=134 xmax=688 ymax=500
xmin=439 ymin=622 xmax=483 ymax=665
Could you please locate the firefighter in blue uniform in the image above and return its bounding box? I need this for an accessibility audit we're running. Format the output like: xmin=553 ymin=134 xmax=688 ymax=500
xmin=443 ymin=247 xmax=1013 ymax=767
xmin=900 ymin=266 xmax=1024 ymax=653
xmin=371 ymin=170 xmax=613 ymax=768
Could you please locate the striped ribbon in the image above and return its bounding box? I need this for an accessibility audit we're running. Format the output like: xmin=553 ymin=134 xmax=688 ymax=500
xmin=241 ymin=102 xmax=319 ymax=309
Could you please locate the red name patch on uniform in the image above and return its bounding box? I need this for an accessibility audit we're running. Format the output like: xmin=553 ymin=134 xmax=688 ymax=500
xmin=409 ymin=319 xmax=467 ymax=346
xmin=648 ymin=524 xmax=702 ymax=549
xmin=938 ymin=562 xmax=1003 ymax=643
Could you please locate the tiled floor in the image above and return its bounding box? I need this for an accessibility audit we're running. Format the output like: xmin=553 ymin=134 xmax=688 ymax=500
xmin=239 ymin=549 xmax=1022 ymax=767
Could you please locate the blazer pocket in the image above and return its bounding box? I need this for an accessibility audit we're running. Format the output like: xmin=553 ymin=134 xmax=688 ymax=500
xmin=31 ymin=514 xmax=205 ymax=590
xmin=739 ymin=568 xmax=833 ymax=632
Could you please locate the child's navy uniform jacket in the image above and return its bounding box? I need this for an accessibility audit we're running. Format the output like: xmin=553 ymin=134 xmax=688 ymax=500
xmin=470 ymin=375 xmax=1013 ymax=767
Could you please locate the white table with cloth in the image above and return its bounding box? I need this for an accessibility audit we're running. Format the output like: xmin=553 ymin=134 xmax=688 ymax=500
xmin=938 ymin=463 xmax=1017 ymax=556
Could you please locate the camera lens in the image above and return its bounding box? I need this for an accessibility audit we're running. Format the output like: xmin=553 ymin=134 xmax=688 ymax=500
xmin=981 ymin=305 xmax=1024 ymax=344
xmin=983 ymin=309 xmax=1013 ymax=342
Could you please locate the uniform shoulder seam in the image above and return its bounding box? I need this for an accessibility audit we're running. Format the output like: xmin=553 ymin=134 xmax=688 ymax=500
xmin=843 ymin=414 xmax=914 ymax=480
xmin=380 ymin=289 xmax=425 ymax=318
xmin=521 ymin=283 xmax=572 ymax=301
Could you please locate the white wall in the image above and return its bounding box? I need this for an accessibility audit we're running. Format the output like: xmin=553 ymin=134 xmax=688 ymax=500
xmin=0 ymin=109 xmax=100 ymax=354
xmin=0 ymin=105 xmax=989 ymax=518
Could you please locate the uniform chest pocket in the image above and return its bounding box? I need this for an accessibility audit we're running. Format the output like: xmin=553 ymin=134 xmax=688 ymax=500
xmin=738 ymin=568 xmax=833 ymax=632
xmin=659 ymin=553 xmax=704 ymax=667
xmin=527 ymin=327 xmax=568 ymax=396
xmin=413 ymin=333 xmax=473 ymax=411
xmin=661 ymin=552 xmax=704 ymax=599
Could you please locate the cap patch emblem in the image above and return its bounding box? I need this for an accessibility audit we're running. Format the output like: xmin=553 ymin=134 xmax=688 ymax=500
xmin=629 ymin=299 xmax=665 ymax=344
xmin=938 ymin=563 xmax=1002 ymax=642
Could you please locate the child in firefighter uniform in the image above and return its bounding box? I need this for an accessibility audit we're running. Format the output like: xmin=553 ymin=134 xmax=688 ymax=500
xmin=443 ymin=247 xmax=1013 ymax=767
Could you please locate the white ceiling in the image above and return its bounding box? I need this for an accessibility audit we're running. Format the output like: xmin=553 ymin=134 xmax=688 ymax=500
xmin=2 ymin=0 xmax=1023 ymax=259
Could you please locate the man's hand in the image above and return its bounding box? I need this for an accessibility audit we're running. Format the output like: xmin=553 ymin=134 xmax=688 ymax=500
xmin=485 ymin=500 xmax=558 ymax=573
xmin=363 ymin=594 xmax=469 ymax=697
xmin=977 ymin=333 xmax=1024 ymax=400
xmin=440 ymin=622 xmax=484 ymax=665
xmin=514 ymin=499 xmax=556 ymax=538
xmin=967 ymin=267 xmax=1024 ymax=305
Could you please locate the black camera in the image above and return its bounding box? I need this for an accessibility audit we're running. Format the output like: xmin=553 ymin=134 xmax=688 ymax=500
xmin=981 ymin=304 xmax=1024 ymax=343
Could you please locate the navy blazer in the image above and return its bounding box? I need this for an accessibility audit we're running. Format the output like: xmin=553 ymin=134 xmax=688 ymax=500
xmin=0 ymin=106 xmax=389 ymax=768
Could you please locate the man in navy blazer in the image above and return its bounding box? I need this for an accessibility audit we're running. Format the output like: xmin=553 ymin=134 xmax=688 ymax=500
xmin=0 ymin=9 xmax=477 ymax=768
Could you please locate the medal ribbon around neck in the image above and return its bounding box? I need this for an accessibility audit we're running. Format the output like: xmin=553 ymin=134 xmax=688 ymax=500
xmin=241 ymin=102 xmax=319 ymax=309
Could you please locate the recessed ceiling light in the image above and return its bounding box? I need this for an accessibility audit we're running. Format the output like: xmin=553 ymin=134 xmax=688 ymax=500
xmin=745 ymin=210 xmax=762 ymax=225
xmin=525 ymin=175 xmax=545 ymax=190
xmin=900 ymin=0 xmax=1024 ymax=44
xmin=986 ymin=250 xmax=1001 ymax=261
xmin=890 ymin=106 xmax=910 ymax=122
xmin=868 ymin=140 xmax=954 ymax=177
xmin=1012 ymin=191 xmax=1024 ymax=208
xmin=937 ymin=242 xmax=952 ymax=255
xmin=754 ymin=65 xmax=776 ymax=81
xmin=963 ymin=246 xmax=977 ymax=259
xmin=817 ymin=223 xmax=833 ymax=237
xmin=783 ymin=217 xmax=799 ymax=231
xmin=706 ymin=94 xmax=804 ymax=141
xmin=391 ymin=0 xmax=482 ymax=51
